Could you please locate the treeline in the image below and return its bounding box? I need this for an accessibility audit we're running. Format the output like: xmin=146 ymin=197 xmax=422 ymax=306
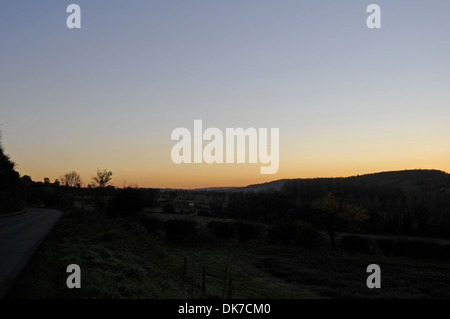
xmin=17 ymin=177 xmax=160 ymax=216
xmin=222 ymin=170 xmax=450 ymax=238
xmin=0 ymin=144 xmax=23 ymax=213
xmin=0 ymin=140 xmax=160 ymax=215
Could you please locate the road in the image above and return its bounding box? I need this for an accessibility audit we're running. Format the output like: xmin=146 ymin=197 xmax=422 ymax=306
xmin=0 ymin=207 xmax=63 ymax=298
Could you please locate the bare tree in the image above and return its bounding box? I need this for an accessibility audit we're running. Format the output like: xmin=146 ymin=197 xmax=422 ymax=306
xmin=60 ymin=171 xmax=82 ymax=187
xmin=92 ymin=169 xmax=113 ymax=188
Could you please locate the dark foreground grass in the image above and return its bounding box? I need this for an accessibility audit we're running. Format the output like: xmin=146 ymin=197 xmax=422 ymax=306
xmin=254 ymin=248 xmax=450 ymax=299
xmin=7 ymin=210 xmax=302 ymax=298
xmin=162 ymin=245 xmax=307 ymax=299
xmin=8 ymin=210 xmax=186 ymax=298
xmin=8 ymin=209 xmax=450 ymax=299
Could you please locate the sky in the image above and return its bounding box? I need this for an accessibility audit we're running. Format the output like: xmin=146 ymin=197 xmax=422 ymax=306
xmin=1 ymin=0 xmax=449 ymax=188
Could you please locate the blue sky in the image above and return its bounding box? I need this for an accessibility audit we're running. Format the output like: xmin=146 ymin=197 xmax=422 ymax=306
xmin=1 ymin=1 xmax=449 ymax=187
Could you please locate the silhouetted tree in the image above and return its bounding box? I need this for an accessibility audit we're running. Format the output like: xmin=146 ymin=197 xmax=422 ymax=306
xmin=21 ymin=175 xmax=32 ymax=185
xmin=0 ymin=135 xmax=23 ymax=213
xmin=312 ymin=192 xmax=368 ymax=249
xmin=89 ymin=169 xmax=114 ymax=213
xmin=60 ymin=171 xmax=82 ymax=187
xmin=92 ymin=169 xmax=113 ymax=188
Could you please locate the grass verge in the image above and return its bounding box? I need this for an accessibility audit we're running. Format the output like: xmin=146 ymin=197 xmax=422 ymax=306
xmin=7 ymin=210 xmax=303 ymax=298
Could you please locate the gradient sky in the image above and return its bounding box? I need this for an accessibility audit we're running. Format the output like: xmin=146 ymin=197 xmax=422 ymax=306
xmin=1 ymin=0 xmax=450 ymax=188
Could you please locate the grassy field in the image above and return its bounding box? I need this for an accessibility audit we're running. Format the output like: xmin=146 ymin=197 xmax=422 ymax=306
xmin=8 ymin=210 xmax=185 ymax=298
xmin=7 ymin=210 xmax=301 ymax=298
xmin=8 ymin=209 xmax=450 ymax=299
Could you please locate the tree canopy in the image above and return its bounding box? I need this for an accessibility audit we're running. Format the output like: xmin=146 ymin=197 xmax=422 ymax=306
xmin=312 ymin=192 xmax=369 ymax=249
xmin=92 ymin=169 xmax=113 ymax=188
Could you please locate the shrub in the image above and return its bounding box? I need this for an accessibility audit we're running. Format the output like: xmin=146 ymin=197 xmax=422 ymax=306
xmin=207 ymin=221 xmax=235 ymax=240
xmin=108 ymin=188 xmax=144 ymax=217
xmin=164 ymin=219 xmax=197 ymax=243
xmin=116 ymin=216 xmax=148 ymax=236
xmin=235 ymin=221 xmax=262 ymax=243
xmin=44 ymin=191 xmax=70 ymax=208
xmin=373 ymin=238 xmax=450 ymax=260
xmin=392 ymin=239 xmax=450 ymax=260
xmin=269 ymin=221 xmax=321 ymax=249
xmin=268 ymin=222 xmax=296 ymax=246
xmin=140 ymin=215 xmax=163 ymax=234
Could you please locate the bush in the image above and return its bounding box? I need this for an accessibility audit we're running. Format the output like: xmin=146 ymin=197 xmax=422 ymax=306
xmin=164 ymin=219 xmax=197 ymax=243
xmin=370 ymin=238 xmax=450 ymax=260
xmin=140 ymin=215 xmax=163 ymax=234
xmin=268 ymin=222 xmax=296 ymax=246
xmin=391 ymin=239 xmax=450 ymax=260
xmin=116 ymin=216 xmax=148 ymax=236
xmin=44 ymin=191 xmax=71 ymax=208
xmin=340 ymin=235 xmax=371 ymax=254
xmin=108 ymin=188 xmax=144 ymax=217
xmin=235 ymin=221 xmax=262 ymax=243
xmin=269 ymin=221 xmax=321 ymax=249
xmin=207 ymin=221 xmax=235 ymax=240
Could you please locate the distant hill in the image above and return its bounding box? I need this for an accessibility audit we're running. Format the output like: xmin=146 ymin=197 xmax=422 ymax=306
xmin=192 ymin=179 xmax=289 ymax=192
xmin=222 ymin=169 xmax=450 ymax=193
xmin=241 ymin=179 xmax=290 ymax=192
xmin=184 ymin=169 xmax=450 ymax=193
xmin=345 ymin=169 xmax=450 ymax=191
xmin=192 ymin=186 xmax=238 ymax=192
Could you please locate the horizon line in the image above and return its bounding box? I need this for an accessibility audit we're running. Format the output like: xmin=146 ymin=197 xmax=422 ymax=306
xmin=21 ymin=168 xmax=449 ymax=190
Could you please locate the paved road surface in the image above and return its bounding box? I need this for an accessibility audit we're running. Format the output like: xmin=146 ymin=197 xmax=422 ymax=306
xmin=0 ymin=208 xmax=63 ymax=298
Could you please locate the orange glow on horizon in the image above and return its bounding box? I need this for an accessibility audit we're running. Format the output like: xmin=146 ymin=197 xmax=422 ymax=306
xmin=14 ymin=160 xmax=450 ymax=189
xmin=7 ymin=124 xmax=450 ymax=189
